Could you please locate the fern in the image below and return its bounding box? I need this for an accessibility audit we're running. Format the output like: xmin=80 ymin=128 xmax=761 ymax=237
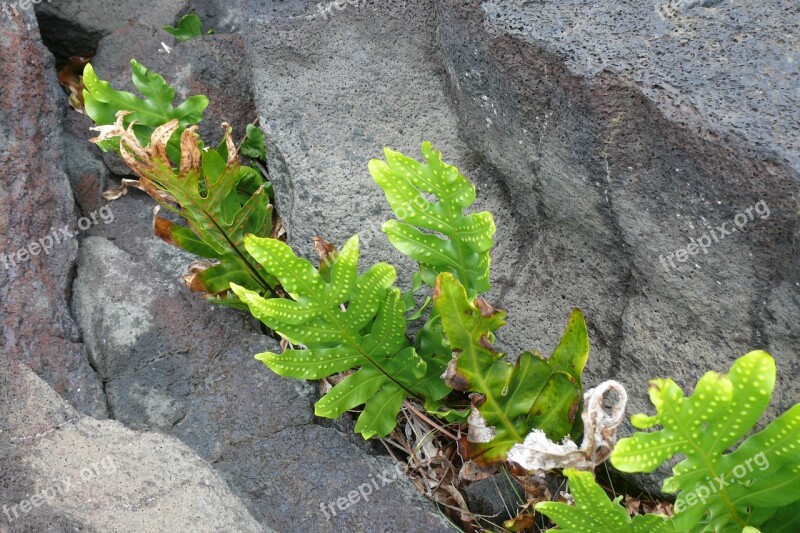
xmin=230 ymin=236 xmax=450 ymax=438
xmin=91 ymin=113 xmax=277 ymax=304
xmin=370 ymin=142 xmax=496 ymax=296
xmin=536 ymin=469 xmax=676 ymax=532
xmin=83 ymin=60 xmax=208 ymax=163
xmin=433 ymin=272 xmax=588 ymax=463
xmin=610 ymin=350 xmax=800 ymax=532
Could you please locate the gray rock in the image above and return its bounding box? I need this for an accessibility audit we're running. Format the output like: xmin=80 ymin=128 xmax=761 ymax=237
xmin=70 ymin=233 xmax=452 ymax=532
xmin=62 ymin=112 xmax=110 ymax=214
xmin=7 ymin=2 xmax=455 ymax=530
xmin=34 ymin=0 xmax=188 ymax=59
xmin=435 ymin=0 xmax=799 ymax=426
xmin=242 ymin=0 xmax=798 ymax=495
xmin=0 ymin=354 xmax=265 ymax=532
xmin=241 ymin=0 xmax=481 ymax=271
xmin=463 ymin=473 xmax=526 ymax=521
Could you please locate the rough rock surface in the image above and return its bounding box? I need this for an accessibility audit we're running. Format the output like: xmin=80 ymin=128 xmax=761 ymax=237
xmin=435 ymin=0 xmax=799 ymax=423
xmin=1 ymin=7 xmax=258 ymax=532
xmin=8 ymin=0 xmax=798 ymax=528
xmin=62 ymin=112 xmax=110 ymax=215
xmin=5 ymin=1 xmax=454 ymax=530
xmin=69 ymin=232 xmax=449 ymax=531
xmin=0 ymin=353 xmax=264 ymax=532
xmin=244 ymin=0 xmax=798 ymax=490
xmin=0 ymin=5 xmax=106 ymax=418
xmin=34 ymin=0 xmax=188 ymax=59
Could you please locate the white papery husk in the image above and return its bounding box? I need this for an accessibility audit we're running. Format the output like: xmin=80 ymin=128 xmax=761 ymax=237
xmin=507 ymin=380 xmax=628 ymax=472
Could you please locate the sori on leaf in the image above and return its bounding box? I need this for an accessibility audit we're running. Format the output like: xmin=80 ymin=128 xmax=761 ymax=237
xmin=84 ymin=61 xmax=275 ymax=307
xmin=83 ymin=59 xmax=597 ymax=472
xmin=83 ymin=59 xmax=800 ymax=532
xmin=537 ymin=350 xmax=800 ymax=533
xmin=231 ymin=142 xmax=591 ymax=453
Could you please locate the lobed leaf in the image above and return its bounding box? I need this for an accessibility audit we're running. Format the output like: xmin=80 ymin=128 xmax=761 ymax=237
xmin=370 ymin=142 xmax=496 ymax=296
xmin=241 ymin=123 xmax=268 ymax=160
xmin=611 ymin=351 xmax=800 ymax=532
xmin=232 ymin=236 xmax=451 ymax=439
xmin=536 ymin=469 xmax=676 ymax=533
xmin=163 ymin=14 xmax=204 ymax=42
xmin=84 ymin=60 xmax=208 ymax=162
xmin=434 ymin=272 xmax=587 ymax=463
xmin=93 ymin=113 xmax=276 ymax=302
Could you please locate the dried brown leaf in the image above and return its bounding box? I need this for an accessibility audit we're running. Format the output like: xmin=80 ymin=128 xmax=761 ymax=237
xmin=271 ymin=217 xmax=286 ymax=240
xmin=624 ymin=494 xmax=642 ymax=516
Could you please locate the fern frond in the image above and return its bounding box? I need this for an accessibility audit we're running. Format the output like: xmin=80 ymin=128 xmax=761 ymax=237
xmin=611 ymin=351 xmax=800 ymax=532
xmin=83 ymin=59 xmax=208 ymax=162
xmin=433 ymin=272 xmax=588 ymax=463
xmin=369 ymin=142 xmax=496 ymax=296
xmin=231 ymin=236 xmax=451 ymax=438
xmin=91 ymin=113 xmax=276 ymax=302
xmin=536 ymin=469 xmax=676 ymax=533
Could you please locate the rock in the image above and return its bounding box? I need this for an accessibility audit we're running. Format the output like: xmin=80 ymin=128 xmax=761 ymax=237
xmin=6 ymin=3 xmax=452 ymax=530
xmin=34 ymin=0 xmax=188 ymax=60
xmin=70 ymin=233 xmax=450 ymax=531
xmin=242 ymin=0 xmax=798 ymax=494
xmin=62 ymin=112 xmax=110 ymax=214
xmin=241 ymin=0 xmax=483 ymax=269
xmin=0 ymin=353 xmax=264 ymax=532
xmin=0 ymin=5 xmax=106 ymax=417
xmin=463 ymin=474 xmax=526 ymax=520
xmin=184 ymin=0 xmax=247 ymax=35
xmin=434 ymin=0 xmax=799 ymax=427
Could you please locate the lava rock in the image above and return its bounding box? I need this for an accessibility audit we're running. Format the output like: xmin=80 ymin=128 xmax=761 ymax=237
xmin=69 ymin=232 xmax=450 ymax=532
xmin=435 ymin=0 xmax=799 ymax=491
xmin=0 ymin=353 xmax=265 ymax=532
xmin=0 ymin=5 xmax=106 ymax=418
xmin=34 ymin=0 xmax=188 ymax=60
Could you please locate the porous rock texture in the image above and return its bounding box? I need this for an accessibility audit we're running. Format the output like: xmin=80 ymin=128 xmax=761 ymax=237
xmin=0 ymin=3 xmax=106 ymax=419
xmin=1 ymin=7 xmax=258 ymax=533
xmin=3 ymin=0 xmax=798 ymax=530
xmin=245 ymin=0 xmax=798 ymax=490
xmin=434 ymin=0 xmax=799 ymax=422
xmin=245 ymin=0 xmax=800 ymax=424
xmin=2 ymin=2 xmax=453 ymax=531
xmin=34 ymin=0 xmax=188 ymax=59
xmin=0 ymin=354 xmax=265 ymax=532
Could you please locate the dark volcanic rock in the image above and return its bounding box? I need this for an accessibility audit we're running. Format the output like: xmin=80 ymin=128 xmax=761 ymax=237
xmin=1 ymin=7 xmax=265 ymax=532
xmin=62 ymin=112 xmax=110 ymax=215
xmin=70 ymin=229 xmax=452 ymax=531
xmin=0 ymin=352 xmax=264 ymax=532
xmin=0 ymin=5 xmax=106 ymax=417
xmin=242 ymin=0 xmax=798 ymax=494
xmin=34 ymin=0 xmax=187 ymax=60
xmin=32 ymin=2 xmax=453 ymax=526
xmin=435 ymin=0 xmax=799 ymax=420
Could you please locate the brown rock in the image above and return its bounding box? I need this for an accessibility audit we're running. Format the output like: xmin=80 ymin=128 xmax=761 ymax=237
xmin=0 ymin=7 xmax=106 ymax=417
